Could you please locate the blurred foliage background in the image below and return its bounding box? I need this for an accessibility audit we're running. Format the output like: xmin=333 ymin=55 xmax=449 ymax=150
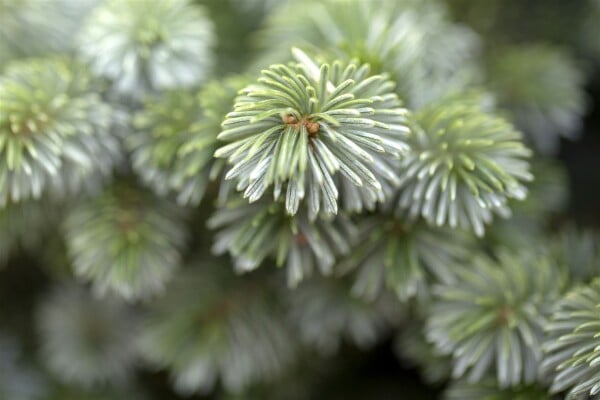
xmin=0 ymin=0 xmax=599 ymax=399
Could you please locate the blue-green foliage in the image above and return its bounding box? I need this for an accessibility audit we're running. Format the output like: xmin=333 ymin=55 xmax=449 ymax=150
xmin=0 ymin=0 xmax=597 ymax=398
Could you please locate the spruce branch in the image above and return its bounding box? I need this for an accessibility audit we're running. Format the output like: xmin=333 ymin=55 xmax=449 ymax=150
xmin=256 ymin=0 xmax=480 ymax=108
xmin=286 ymin=277 xmax=399 ymax=355
xmin=78 ymin=0 xmax=214 ymax=96
xmin=339 ymin=214 xmax=474 ymax=301
xmin=427 ymin=249 xmax=565 ymax=387
xmin=0 ymin=0 xmax=95 ymax=63
xmin=542 ymin=279 xmax=600 ymax=400
xmin=0 ymin=58 xmax=123 ymax=206
xmin=215 ymin=52 xmax=411 ymax=218
xmin=486 ymin=45 xmax=586 ymax=154
xmin=395 ymin=96 xmax=532 ymax=236
xmin=129 ymin=76 xmax=249 ymax=205
xmin=36 ymin=284 xmax=138 ymax=388
xmin=64 ymin=185 xmax=187 ymax=301
xmin=208 ymin=197 xmax=357 ymax=287
xmin=137 ymin=263 xmax=296 ymax=395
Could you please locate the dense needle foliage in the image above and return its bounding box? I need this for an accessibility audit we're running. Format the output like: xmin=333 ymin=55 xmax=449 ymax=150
xmin=0 ymin=0 xmax=598 ymax=399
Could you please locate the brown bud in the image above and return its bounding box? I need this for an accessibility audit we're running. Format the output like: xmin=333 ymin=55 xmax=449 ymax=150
xmin=283 ymin=114 xmax=298 ymax=125
xmin=306 ymin=121 xmax=320 ymax=136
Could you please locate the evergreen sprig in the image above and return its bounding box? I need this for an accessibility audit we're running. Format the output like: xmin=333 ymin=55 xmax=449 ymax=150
xmin=78 ymin=0 xmax=214 ymax=96
xmin=427 ymin=249 xmax=564 ymax=387
xmin=396 ymin=96 xmax=532 ymax=236
xmin=0 ymin=58 xmax=123 ymax=206
xmin=64 ymin=185 xmax=187 ymax=301
xmin=129 ymin=77 xmax=248 ymax=205
xmin=339 ymin=215 xmax=473 ymax=301
xmin=0 ymin=0 xmax=94 ymax=63
xmin=256 ymin=0 xmax=480 ymax=108
xmin=486 ymin=45 xmax=586 ymax=154
xmin=287 ymin=277 xmax=398 ymax=354
xmin=137 ymin=263 xmax=296 ymax=395
xmin=209 ymin=197 xmax=357 ymax=287
xmin=215 ymin=51 xmax=411 ymax=218
xmin=542 ymin=280 xmax=600 ymax=400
